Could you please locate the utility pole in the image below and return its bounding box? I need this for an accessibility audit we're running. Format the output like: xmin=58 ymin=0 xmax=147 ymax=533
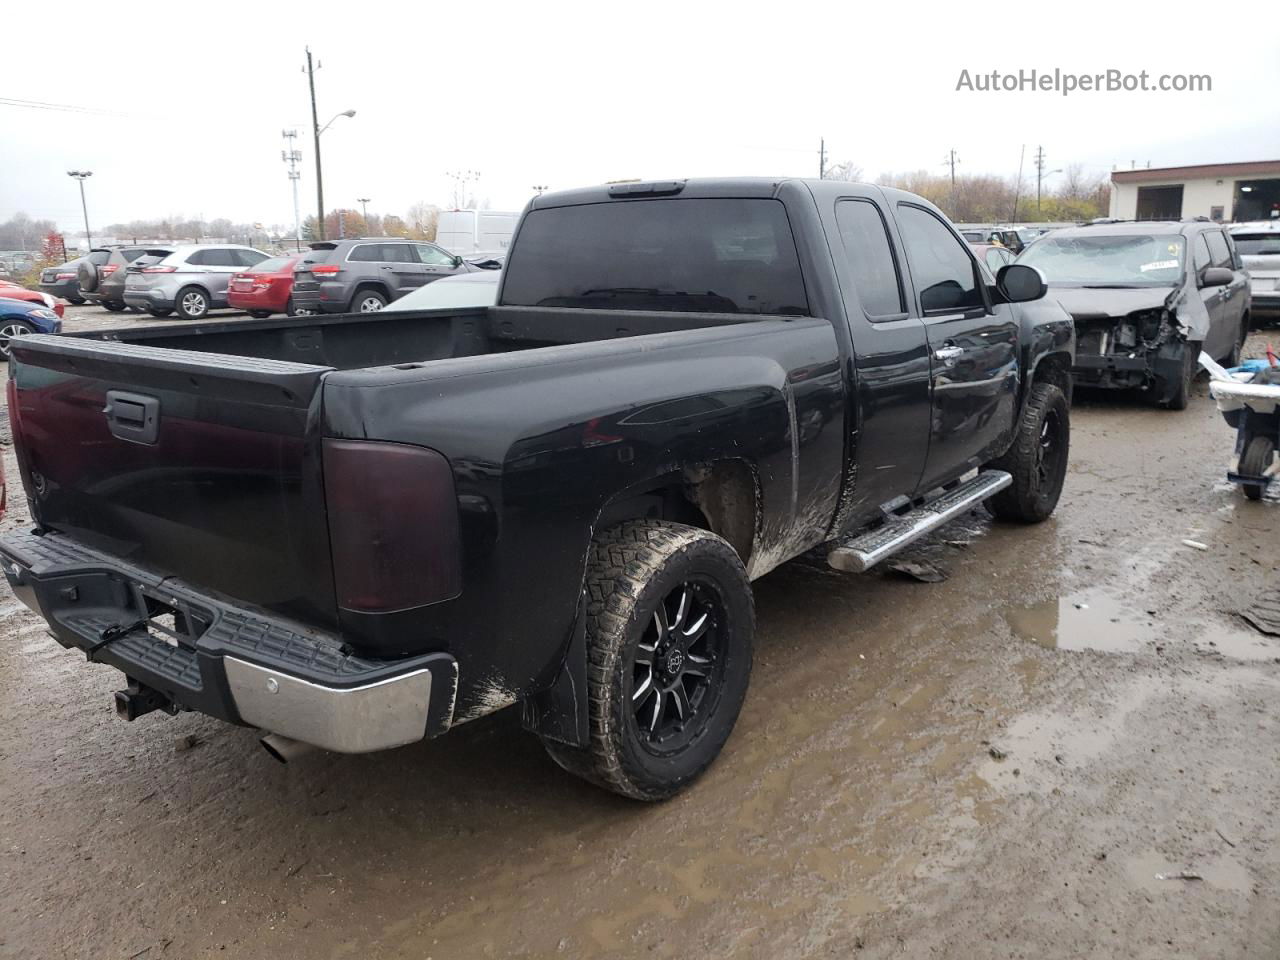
xmin=1035 ymin=145 xmax=1046 ymax=216
xmin=818 ymin=138 xmax=827 ymax=179
xmin=305 ymin=47 xmax=325 ymax=240
xmin=1033 ymin=146 xmax=1061 ymax=218
xmin=67 ymin=171 xmax=93 ymax=249
xmin=943 ymin=149 xmax=959 ymax=214
xmin=357 ymin=197 xmax=371 ymax=231
xmin=1011 ymin=144 xmax=1025 ymax=223
xmin=282 ymin=130 xmax=303 ymax=250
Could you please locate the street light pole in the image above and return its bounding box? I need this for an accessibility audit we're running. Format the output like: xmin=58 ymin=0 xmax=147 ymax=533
xmin=357 ymin=197 xmax=371 ymax=230
xmin=305 ymin=48 xmax=327 ymax=241
xmin=67 ymin=170 xmax=93 ymax=249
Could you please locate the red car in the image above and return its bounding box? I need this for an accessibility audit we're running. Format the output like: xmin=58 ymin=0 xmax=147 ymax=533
xmin=0 ymin=281 xmax=64 ymax=318
xmin=227 ymin=255 xmax=304 ymax=318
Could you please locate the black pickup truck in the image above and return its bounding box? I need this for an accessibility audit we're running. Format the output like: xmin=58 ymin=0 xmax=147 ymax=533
xmin=0 ymin=178 xmax=1073 ymax=800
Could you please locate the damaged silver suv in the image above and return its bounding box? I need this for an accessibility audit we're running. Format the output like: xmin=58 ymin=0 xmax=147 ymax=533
xmin=1017 ymin=220 xmax=1250 ymax=409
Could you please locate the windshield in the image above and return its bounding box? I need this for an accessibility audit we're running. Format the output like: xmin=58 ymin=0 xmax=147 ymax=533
xmin=501 ymin=198 xmax=809 ymax=315
xmin=1232 ymin=233 xmax=1280 ymax=256
xmin=1017 ymin=234 xmax=1185 ymax=286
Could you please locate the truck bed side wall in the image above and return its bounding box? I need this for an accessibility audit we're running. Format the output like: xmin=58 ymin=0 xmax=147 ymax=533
xmin=320 ymin=317 xmax=844 ymax=722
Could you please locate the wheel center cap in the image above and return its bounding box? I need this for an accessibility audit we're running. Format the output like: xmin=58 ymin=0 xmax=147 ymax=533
xmin=664 ymin=648 xmax=685 ymax=676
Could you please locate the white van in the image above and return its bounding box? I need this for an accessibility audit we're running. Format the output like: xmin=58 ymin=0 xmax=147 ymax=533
xmin=435 ymin=209 xmax=518 ymax=256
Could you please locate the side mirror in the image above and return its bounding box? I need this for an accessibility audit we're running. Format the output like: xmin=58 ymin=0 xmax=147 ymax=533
xmin=1199 ymin=266 xmax=1233 ymax=288
xmin=995 ymin=263 xmax=1047 ymax=303
xmin=453 ymin=255 xmax=464 ymax=268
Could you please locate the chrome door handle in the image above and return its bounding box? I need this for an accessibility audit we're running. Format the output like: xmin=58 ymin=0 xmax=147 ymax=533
xmin=933 ymin=346 xmax=964 ymax=363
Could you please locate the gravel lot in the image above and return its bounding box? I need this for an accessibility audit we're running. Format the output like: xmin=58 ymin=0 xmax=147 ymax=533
xmin=0 ymin=322 xmax=1278 ymax=959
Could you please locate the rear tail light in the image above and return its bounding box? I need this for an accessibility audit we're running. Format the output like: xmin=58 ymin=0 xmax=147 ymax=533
xmin=322 ymin=439 xmax=461 ymax=612
xmin=311 ymin=264 xmax=342 ymax=276
xmin=101 ymin=264 xmax=118 ymax=276
xmin=55 ymin=272 xmax=76 ymax=280
xmin=141 ymin=265 xmax=178 ymax=274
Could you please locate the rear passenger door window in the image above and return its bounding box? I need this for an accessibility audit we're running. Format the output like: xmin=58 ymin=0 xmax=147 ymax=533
xmin=348 ymin=243 xmax=385 ymax=262
xmin=896 ymin=205 xmax=985 ymax=315
xmin=381 ymin=244 xmax=414 ymax=263
xmin=192 ymin=249 xmax=238 ymax=267
xmin=834 ymin=199 xmax=904 ymax=319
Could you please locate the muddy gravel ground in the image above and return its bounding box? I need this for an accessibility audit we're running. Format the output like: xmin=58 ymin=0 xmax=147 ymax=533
xmin=1 ymin=323 xmax=1279 ymax=960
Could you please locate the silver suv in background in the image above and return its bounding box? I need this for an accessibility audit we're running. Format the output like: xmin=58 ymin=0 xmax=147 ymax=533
xmin=122 ymin=244 xmax=270 ymax=319
xmin=291 ymin=238 xmax=477 ymax=314
xmin=1229 ymin=220 xmax=1280 ymax=323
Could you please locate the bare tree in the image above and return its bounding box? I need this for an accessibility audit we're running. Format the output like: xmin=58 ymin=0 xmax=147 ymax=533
xmin=406 ymin=202 xmax=439 ymax=242
xmin=824 ymin=160 xmax=864 ymax=182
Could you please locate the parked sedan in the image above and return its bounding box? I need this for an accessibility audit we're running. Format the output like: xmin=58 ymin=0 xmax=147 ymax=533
xmin=39 ymin=250 xmax=109 ymax=304
xmin=0 ymin=282 xmax=64 ymax=318
xmin=122 ymin=244 xmax=271 ymax=319
xmin=0 ymin=297 xmax=62 ymax=360
xmin=227 ymin=255 xmax=304 ymax=318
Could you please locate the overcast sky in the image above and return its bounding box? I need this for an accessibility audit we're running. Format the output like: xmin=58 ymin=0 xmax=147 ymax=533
xmin=3 ymin=0 xmax=1277 ymax=235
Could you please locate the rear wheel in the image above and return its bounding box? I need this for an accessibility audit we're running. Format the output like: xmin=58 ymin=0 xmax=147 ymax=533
xmin=350 ymin=289 xmax=387 ymax=313
xmin=103 ymin=300 xmax=126 ymax=312
xmin=540 ymin=520 xmax=754 ymax=801
xmin=176 ymin=287 xmax=210 ymax=320
xmin=1240 ymin=435 xmax=1276 ymax=501
xmin=0 ymin=320 xmax=34 ymax=360
xmin=985 ymin=382 xmax=1070 ymax=523
xmin=249 ymin=310 xmax=273 ymax=319
xmin=67 ymin=296 xmax=86 ymax=306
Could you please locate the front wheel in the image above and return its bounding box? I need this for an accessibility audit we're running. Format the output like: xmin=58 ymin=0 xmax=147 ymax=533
xmin=0 ymin=320 xmax=34 ymax=360
xmin=248 ymin=310 xmax=273 ymax=319
xmin=985 ymin=382 xmax=1070 ymax=523
xmin=67 ymin=296 xmax=86 ymax=306
xmin=541 ymin=520 xmax=755 ymax=801
xmin=1240 ymin=435 xmax=1276 ymax=501
xmin=1162 ymin=341 xmax=1200 ymax=410
xmin=103 ymin=300 xmax=126 ymax=312
xmin=148 ymin=308 xmax=174 ymax=318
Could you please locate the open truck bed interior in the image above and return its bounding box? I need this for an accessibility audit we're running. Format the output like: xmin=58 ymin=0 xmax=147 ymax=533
xmin=73 ymin=307 xmax=777 ymax=370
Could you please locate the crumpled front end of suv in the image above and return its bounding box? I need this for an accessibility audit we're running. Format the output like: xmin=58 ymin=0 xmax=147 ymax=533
xmin=1057 ymin=285 xmax=1208 ymax=401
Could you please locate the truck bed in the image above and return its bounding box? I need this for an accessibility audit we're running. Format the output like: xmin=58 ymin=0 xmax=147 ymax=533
xmin=75 ymin=305 xmax=773 ymax=370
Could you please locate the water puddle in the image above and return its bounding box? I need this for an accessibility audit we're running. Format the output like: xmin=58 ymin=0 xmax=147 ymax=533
xmin=1003 ymin=592 xmax=1153 ymax=653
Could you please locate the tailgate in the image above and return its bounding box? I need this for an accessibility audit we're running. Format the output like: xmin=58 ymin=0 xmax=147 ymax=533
xmin=7 ymin=334 xmax=340 ymax=630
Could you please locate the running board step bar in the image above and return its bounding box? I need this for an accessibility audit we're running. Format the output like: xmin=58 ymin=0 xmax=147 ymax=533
xmin=827 ymin=470 xmax=1012 ymax=573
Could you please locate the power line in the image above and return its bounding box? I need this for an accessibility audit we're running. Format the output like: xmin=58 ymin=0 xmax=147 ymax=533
xmin=0 ymin=96 xmax=127 ymax=116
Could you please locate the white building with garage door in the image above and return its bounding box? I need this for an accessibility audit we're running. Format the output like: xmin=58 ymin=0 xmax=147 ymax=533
xmin=1109 ymin=159 xmax=1280 ymax=222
